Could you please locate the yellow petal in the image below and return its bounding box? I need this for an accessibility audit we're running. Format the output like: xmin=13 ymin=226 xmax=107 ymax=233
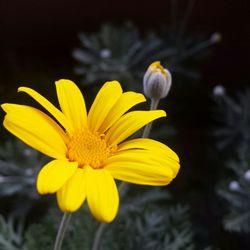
xmin=106 ymin=110 xmax=166 ymax=146
xmin=87 ymin=81 xmax=123 ymax=132
xmin=55 ymin=79 xmax=87 ymax=132
xmin=2 ymin=104 xmax=67 ymax=159
xmin=37 ymin=160 xmax=78 ymax=194
xmin=118 ymin=138 xmax=180 ymax=176
xmin=99 ymin=91 xmax=146 ymax=133
xmin=105 ymin=150 xmax=175 ymax=185
xmin=57 ymin=168 xmax=87 ymax=212
xmin=86 ymin=166 xmax=119 ymax=222
xmin=18 ymin=86 xmax=73 ymax=133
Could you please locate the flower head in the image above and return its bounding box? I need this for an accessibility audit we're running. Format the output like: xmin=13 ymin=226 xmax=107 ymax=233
xmin=213 ymin=85 xmax=225 ymax=97
xmin=1 ymin=80 xmax=180 ymax=222
xmin=143 ymin=61 xmax=172 ymax=100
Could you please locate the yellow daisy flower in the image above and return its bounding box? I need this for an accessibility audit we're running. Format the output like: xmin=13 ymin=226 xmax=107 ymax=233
xmin=1 ymin=80 xmax=180 ymax=222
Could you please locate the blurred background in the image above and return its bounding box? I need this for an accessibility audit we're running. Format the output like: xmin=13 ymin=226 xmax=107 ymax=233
xmin=0 ymin=0 xmax=249 ymax=249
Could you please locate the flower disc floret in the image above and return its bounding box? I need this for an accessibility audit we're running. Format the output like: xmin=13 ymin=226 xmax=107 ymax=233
xmin=67 ymin=130 xmax=116 ymax=169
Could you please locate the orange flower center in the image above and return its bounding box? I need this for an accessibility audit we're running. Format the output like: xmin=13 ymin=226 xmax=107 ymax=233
xmin=67 ymin=130 xmax=116 ymax=169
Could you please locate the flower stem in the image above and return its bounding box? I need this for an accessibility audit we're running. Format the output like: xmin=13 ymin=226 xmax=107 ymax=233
xmin=142 ymin=98 xmax=160 ymax=138
xmin=54 ymin=213 xmax=72 ymax=250
xmin=92 ymin=223 xmax=107 ymax=250
xmin=91 ymin=97 xmax=160 ymax=250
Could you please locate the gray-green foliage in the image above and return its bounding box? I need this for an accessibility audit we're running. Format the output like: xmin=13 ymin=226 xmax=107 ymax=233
xmin=102 ymin=204 xmax=194 ymax=250
xmin=23 ymin=202 xmax=194 ymax=250
xmin=0 ymin=187 xmax=193 ymax=250
xmin=217 ymin=153 xmax=250 ymax=233
xmin=0 ymin=215 xmax=24 ymax=250
xmin=0 ymin=140 xmax=47 ymax=199
xmin=73 ymin=22 xmax=161 ymax=89
xmin=24 ymin=207 xmax=98 ymax=250
xmin=73 ymin=22 xmax=218 ymax=90
xmin=215 ymin=87 xmax=250 ymax=233
xmin=0 ymin=140 xmax=48 ymax=215
xmin=214 ymin=88 xmax=250 ymax=151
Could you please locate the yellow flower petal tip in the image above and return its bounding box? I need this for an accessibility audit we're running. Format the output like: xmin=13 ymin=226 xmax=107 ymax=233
xmin=36 ymin=160 xmax=78 ymax=195
xmin=1 ymin=103 xmax=8 ymax=112
xmin=1 ymin=79 xmax=179 ymax=222
xmin=17 ymin=87 xmax=27 ymax=92
xmin=55 ymin=79 xmax=76 ymax=87
xmin=103 ymin=80 xmax=121 ymax=87
xmin=1 ymin=103 xmax=17 ymax=113
xmin=155 ymin=109 xmax=167 ymax=117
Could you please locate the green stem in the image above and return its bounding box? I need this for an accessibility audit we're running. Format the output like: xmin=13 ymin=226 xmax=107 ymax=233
xmin=54 ymin=213 xmax=72 ymax=250
xmin=91 ymin=98 xmax=160 ymax=250
xmin=172 ymin=37 xmax=218 ymax=64
xmin=142 ymin=98 xmax=160 ymax=138
xmin=92 ymin=223 xmax=106 ymax=250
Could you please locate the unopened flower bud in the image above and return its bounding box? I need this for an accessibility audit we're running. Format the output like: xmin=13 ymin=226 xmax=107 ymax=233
xmin=229 ymin=180 xmax=240 ymax=191
xmin=213 ymin=85 xmax=225 ymax=97
xmin=210 ymin=32 xmax=222 ymax=43
xmin=143 ymin=61 xmax=172 ymax=100
xmin=244 ymin=170 xmax=250 ymax=181
xmin=100 ymin=48 xmax=111 ymax=58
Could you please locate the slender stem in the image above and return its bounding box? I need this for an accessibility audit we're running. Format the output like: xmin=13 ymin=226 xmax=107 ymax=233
xmin=179 ymin=0 xmax=197 ymax=33
xmin=118 ymin=181 xmax=128 ymax=197
xmin=172 ymin=38 xmax=217 ymax=64
xmin=54 ymin=213 xmax=72 ymax=250
xmin=142 ymin=99 xmax=160 ymax=138
xmin=91 ymin=98 xmax=160 ymax=250
xmin=92 ymin=223 xmax=106 ymax=250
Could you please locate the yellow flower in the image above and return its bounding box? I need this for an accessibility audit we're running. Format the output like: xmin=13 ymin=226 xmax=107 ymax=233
xmin=1 ymin=80 xmax=180 ymax=222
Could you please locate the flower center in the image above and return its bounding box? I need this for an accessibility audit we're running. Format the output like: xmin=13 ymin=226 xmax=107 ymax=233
xmin=67 ymin=130 xmax=116 ymax=169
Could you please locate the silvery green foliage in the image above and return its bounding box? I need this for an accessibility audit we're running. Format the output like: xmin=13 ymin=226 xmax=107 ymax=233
xmin=73 ymin=22 xmax=161 ymax=89
xmin=0 ymin=140 xmax=47 ymax=198
xmin=217 ymin=153 xmax=250 ymax=233
xmin=22 ymin=188 xmax=197 ymax=250
xmin=102 ymin=204 xmax=194 ymax=250
xmin=215 ymin=88 xmax=250 ymax=232
xmin=213 ymin=88 xmax=250 ymax=152
xmin=0 ymin=140 xmax=48 ymax=214
xmin=24 ymin=207 xmax=98 ymax=250
xmin=0 ymin=215 xmax=24 ymax=250
xmin=73 ymin=22 xmax=218 ymax=90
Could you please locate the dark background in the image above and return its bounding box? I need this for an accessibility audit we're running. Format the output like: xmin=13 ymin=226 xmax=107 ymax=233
xmin=0 ymin=0 xmax=249 ymax=92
